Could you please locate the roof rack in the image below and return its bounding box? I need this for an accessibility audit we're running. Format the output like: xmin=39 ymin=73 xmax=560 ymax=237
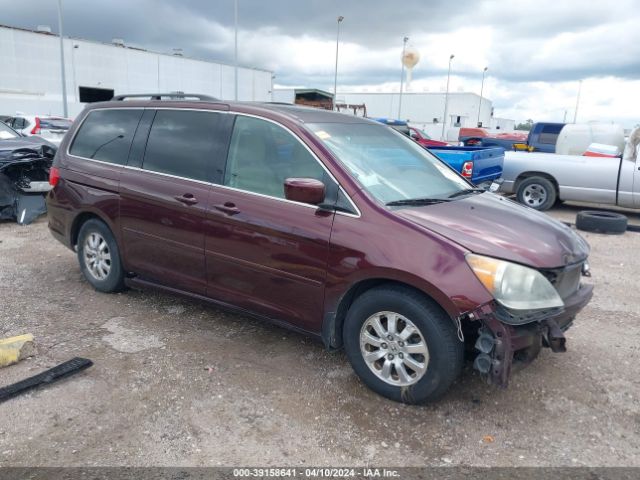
xmin=111 ymin=92 xmax=219 ymax=101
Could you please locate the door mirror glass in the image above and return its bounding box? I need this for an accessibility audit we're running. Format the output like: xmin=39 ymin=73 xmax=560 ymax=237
xmin=284 ymin=178 xmax=325 ymax=205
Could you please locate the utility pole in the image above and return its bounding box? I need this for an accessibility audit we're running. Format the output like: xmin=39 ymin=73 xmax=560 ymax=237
xmin=398 ymin=36 xmax=408 ymax=119
xmin=333 ymin=16 xmax=344 ymax=110
xmin=441 ymin=54 xmax=454 ymax=141
xmin=56 ymin=0 xmax=68 ymax=117
xmin=234 ymin=0 xmax=239 ymax=101
xmin=573 ymin=80 xmax=582 ymax=123
xmin=477 ymin=66 xmax=488 ymax=127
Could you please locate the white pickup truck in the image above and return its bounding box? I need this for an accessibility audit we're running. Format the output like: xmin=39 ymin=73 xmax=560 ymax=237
xmin=500 ymin=127 xmax=640 ymax=211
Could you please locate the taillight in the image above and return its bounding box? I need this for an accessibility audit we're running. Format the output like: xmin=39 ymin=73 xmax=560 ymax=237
xmin=49 ymin=166 xmax=60 ymax=187
xmin=461 ymin=161 xmax=473 ymax=178
xmin=31 ymin=117 xmax=41 ymax=135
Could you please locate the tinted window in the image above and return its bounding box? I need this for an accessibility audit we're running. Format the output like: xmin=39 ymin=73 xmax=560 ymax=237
xmin=538 ymin=124 xmax=563 ymax=145
xmin=142 ymin=110 xmax=227 ymax=182
xmin=70 ymin=109 xmax=143 ymax=164
xmin=40 ymin=118 xmax=72 ymax=130
xmin=224 ymin=116 xmax=325 ymax=199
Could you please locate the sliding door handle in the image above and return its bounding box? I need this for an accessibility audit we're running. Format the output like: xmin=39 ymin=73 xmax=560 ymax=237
xmin=213 ymin=202 xmax=241 ymax=215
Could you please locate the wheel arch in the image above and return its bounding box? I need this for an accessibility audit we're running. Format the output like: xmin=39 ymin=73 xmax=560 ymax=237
xmin=70 ymin=210 xmax=117 ymax=248
xmin=514 ymin=171 xmax=560 ymax=199
xmin=322 ymin=277 xmax=457 ymax=350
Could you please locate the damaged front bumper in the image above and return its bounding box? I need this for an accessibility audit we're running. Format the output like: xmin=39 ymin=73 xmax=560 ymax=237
xmin=465 ymin=280 xmax=594 ymax=387
xmin=0 ymin=146 xmax=55 ymax=224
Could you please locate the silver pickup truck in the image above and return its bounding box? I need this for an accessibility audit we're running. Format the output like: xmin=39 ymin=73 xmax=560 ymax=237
xmin=500 ymin=127 xmax=640 ymax=210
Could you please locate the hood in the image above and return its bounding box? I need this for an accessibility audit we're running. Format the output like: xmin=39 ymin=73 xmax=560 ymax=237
xmin=395 ymin=192 xmax=589 ymax=269
xmin=0 ymin=137 xmax=57 ymax=163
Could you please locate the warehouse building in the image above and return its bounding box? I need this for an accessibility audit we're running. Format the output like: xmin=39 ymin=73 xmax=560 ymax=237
xmin=0 ymin=24 xmax=274 ymax=118
xmin=334 ymin=91 xmax=514 ymax=141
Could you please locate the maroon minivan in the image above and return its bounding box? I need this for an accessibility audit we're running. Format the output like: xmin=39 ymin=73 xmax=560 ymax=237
xmin=47 ymin=93 xmax=593 ymax=403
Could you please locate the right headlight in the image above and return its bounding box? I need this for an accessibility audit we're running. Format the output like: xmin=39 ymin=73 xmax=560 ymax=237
xmin=466 ymin=254 xmax=564 ymax=311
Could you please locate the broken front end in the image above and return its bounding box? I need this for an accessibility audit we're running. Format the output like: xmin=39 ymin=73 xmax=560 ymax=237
xmin=0 ymin=145 xmax=56 ymax=225
xmin=463 ymin=256 xmax=593 ymax=387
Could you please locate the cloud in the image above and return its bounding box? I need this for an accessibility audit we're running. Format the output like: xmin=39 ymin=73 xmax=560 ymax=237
xmin=0 ymin=0 xmax=638 ymax=126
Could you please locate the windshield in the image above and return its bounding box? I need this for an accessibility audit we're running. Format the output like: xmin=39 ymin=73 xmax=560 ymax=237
xmin=308 ymin=122 xmax=472 ymax=205
xmin=0 ymin=122 xmax=19 ymax=140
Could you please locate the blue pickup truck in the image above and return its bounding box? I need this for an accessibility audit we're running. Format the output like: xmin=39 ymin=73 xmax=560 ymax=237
xmin=374 ymin=118 xmax=504 ymax=187
xmin=460 ymin=122 xmax=565 ymax=154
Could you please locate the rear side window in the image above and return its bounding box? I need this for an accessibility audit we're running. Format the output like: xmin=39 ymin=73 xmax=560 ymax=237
xmin=70 ymin=109 xmax=143 ymax=164
xmin=538 ymin=124 xmax=563 ymax=145
xmin=142 ymin=110 xmax=228 ymax=182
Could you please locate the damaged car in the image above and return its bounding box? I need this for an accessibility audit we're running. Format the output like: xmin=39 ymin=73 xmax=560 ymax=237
xmin=0 ymin=121 xmax=56 ymax=224
xmin=47 ymin=96 xmax=593 ymax=403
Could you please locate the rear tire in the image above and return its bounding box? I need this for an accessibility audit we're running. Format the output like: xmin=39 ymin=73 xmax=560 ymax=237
xmin=77 ymin=218 xmax=126 ymax=293
xmin=343 ymin=285 xmax=463 ymax=404
xmin=576 ymin=210 xmax=627 ymax=234
xmin=516 ymin=176 xmax=557 ymax=211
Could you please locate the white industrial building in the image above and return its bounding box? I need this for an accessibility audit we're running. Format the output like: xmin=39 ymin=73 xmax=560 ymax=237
xmin=335 ymin=91 xmax=514 ymax=141
xmin=0 ymin=24 xmax=274 ymax=119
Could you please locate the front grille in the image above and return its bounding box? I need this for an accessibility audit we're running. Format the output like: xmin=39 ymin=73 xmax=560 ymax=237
xmin=541 ymin=263 xmax=583 ymax=300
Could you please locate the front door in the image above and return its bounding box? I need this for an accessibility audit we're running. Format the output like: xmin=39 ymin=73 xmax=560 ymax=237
xmin=204 ymin=115 xmax=335 ymax=331
xmin=119 ymin=108 xmax=232 ymax=295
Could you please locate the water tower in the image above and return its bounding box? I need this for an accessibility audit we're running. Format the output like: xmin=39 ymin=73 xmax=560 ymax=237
xmin=402 ymin=45 xmax=420 ymax=88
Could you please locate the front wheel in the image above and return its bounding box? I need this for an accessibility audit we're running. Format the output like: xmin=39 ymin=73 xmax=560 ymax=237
xmin=516 ymin=176 xmax=557 ymax=210
xmin=343 ymin=286 xmax=463 ymax=404
xmin=77 ymin=218 xmax=126 ymax=293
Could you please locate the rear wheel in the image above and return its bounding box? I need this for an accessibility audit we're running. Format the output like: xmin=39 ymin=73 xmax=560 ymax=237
xmin=77 ymin=218 xmax=125 ymax=292
xmin=343 ymin=286 xmax=463 ymax=404
xmin=516 ymin=176 xmax=557 ymax=211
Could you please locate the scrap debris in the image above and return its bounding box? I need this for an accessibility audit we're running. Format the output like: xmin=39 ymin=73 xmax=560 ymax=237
xmin=0 ymin=357 xmax=93 ymax=403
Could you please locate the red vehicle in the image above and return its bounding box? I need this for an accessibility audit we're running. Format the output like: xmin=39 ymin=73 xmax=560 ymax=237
xmin=47 ymin=94 xmax=593 ymax=403
xmin=408 ymin=127 xmax=449 ymax=147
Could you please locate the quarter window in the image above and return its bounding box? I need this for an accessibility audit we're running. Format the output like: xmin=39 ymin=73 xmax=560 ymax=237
xmin=142 ymin=110 xmax=227 ymax=182
xmin=70 ymin=109 xmax=143 ymax=164
xmin=224 ymin=116 xmax=325 ymax=199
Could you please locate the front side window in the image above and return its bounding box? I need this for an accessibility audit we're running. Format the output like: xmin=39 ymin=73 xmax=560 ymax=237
xmin=308 ymin=122 xmax=470 ymax=205
xmin=224 ymin=115 xmax=325 ymax=199
xmin=70 ymin=109 xmax=143 ymax=164
xmin=142 ymin=110 xmax=227 ymax=182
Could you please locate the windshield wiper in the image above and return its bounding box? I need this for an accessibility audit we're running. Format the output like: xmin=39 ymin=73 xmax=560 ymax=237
xmin=386 ymin=197 xmax=451 ymax=206
xmin=447 ymin=188 xmax=486 ymax=199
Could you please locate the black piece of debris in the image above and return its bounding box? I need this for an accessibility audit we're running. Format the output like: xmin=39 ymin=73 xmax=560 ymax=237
xmin=0 ymin=357 xmax=93 ymax=404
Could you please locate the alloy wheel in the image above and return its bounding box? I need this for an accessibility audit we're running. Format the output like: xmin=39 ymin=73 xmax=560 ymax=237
xmin=359 ymin=311 xmax=430 ymax=386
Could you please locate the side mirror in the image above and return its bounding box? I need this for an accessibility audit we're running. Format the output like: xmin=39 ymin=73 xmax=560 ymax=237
xmin=284 ymin=178 xmax=325 ymax=205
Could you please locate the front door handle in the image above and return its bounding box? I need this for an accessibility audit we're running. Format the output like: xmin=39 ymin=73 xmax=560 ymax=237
xmin=175 ymin=193 xmax=198 ymax=205
xmin=214 ymin=202 xmax=241 ymax=215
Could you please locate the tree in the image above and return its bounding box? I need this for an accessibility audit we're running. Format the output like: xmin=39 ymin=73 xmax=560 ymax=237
xmin=515 ymin=119 xmax=534 ymax=131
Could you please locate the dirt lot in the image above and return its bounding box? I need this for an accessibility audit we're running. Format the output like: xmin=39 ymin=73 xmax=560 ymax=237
xmin=1 ymin=204 xmax=639 ymax=467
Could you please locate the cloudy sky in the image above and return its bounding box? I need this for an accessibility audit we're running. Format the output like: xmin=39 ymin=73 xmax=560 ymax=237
xmin=2 ymin=0 xmax=639 ymax=126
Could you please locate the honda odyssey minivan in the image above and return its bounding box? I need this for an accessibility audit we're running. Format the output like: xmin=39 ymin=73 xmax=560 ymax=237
xmin=47 ymin=93 xmax=593 ymax=403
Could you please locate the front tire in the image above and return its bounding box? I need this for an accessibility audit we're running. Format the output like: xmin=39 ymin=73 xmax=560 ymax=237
xmin=343 ymin=285 xmax=463 ymax=404
xmin=77 ymin=218 xmax=125 ymax=293
xmin=516 ymin=176 xmax=557 ymax=211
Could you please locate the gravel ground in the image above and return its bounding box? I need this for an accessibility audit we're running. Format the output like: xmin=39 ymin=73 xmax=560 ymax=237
xmin=0 ymin=204 xmax=639 ymax=467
